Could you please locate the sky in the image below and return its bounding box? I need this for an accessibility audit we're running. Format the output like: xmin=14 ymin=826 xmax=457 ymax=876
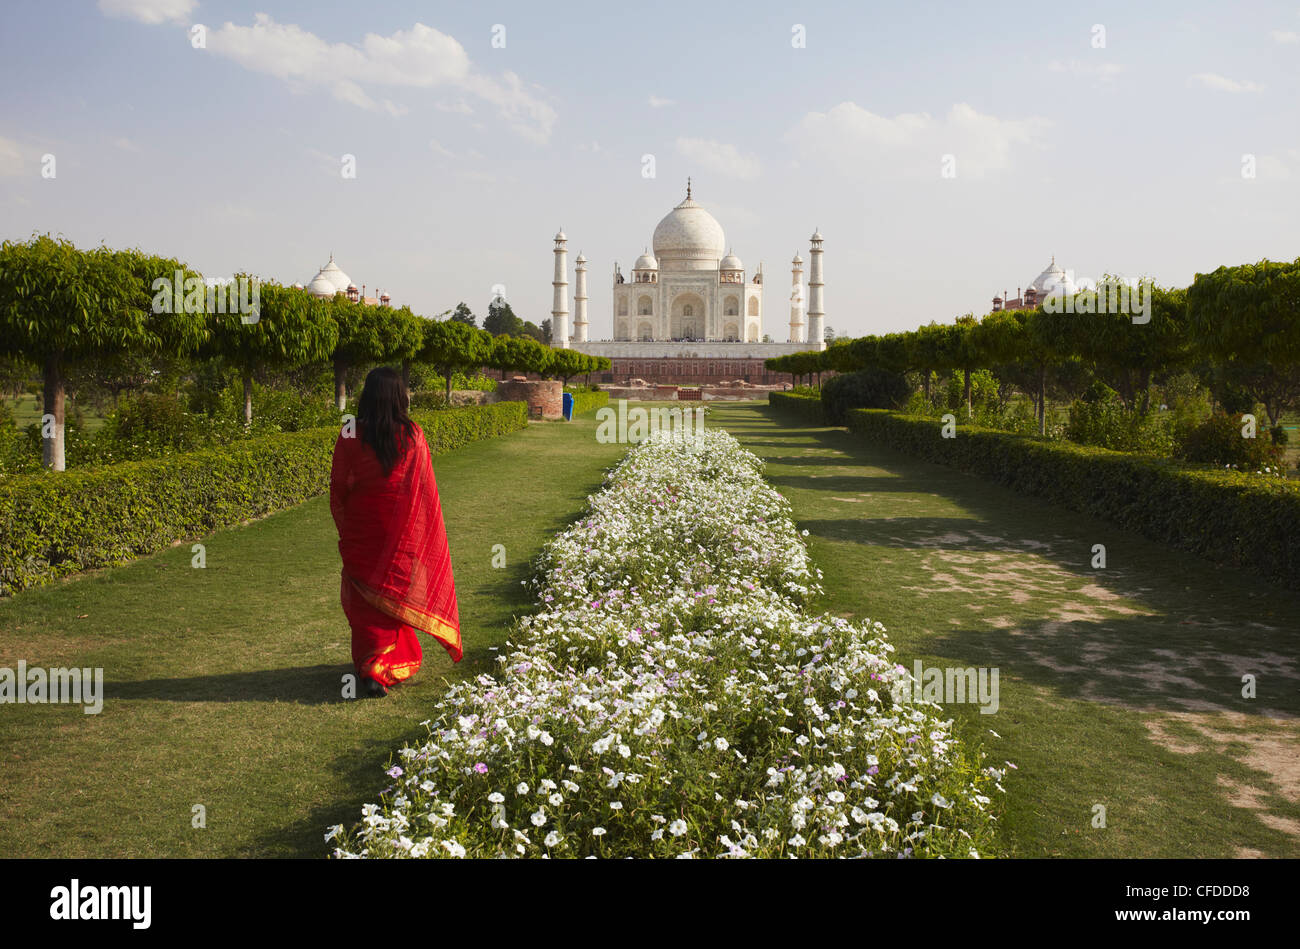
xmin=1 ymin=0 xmax=1297 ymax=339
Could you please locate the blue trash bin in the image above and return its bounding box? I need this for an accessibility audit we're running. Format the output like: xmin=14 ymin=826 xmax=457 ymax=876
xmin=562 ymin=392 xmax=574 ymax=421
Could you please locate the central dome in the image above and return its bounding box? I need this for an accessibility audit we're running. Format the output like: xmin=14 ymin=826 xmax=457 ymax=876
xmin=652 ymin=191 xmax=726 ymax=271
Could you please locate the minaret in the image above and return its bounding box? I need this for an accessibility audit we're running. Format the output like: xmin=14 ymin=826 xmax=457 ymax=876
xmin=807 ymin=229 xmax=826 ymax=351
xmin=789 ymin=252 xmax=805 ymax=343
xmin=573 ymin=252 xmax=588 ymax=343
xmin=552 ymin=229 xmax=569 ymax=349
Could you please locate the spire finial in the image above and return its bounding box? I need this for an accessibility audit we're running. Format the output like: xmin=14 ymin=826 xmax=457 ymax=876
xmin=686 ymin=177 xmax=692 ymax=199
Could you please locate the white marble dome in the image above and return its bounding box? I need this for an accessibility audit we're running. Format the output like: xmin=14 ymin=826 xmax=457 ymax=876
xmin=652 ymin=192 xmax=726 ymax=270
xmin=633 ymin=250 xmax=658 ymax=270
xmin=720 ymin=251 xmax=743 ymax=271
xmin=306 ymin=272 xmax=339 ymax=298
xmin=1029 ymin=257 xmax=1075 ymax=297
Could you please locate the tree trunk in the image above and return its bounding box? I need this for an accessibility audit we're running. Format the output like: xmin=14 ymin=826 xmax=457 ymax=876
xmin=1037 ymin=366 xmax=1047 ymax=436
xmin=42 ymin=352 xmax=66 ymax=472
xmin=445 ymin=368 xmax=453 ymax=407
xmin=242 ymin=369 xmax=254 ymax=427
xmin=334 ymin=360 xmax=347 ymax=412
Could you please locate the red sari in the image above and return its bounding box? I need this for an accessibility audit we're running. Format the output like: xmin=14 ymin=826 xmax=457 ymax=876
xmin=330 ymin=421 xmax=462 ymax=687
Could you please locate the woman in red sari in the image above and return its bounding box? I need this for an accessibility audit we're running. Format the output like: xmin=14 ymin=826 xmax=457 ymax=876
xmin=330 ymin=367 xmax=462 ymax=698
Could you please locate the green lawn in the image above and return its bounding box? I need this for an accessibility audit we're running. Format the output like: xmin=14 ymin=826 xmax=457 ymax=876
xmin=4 ymin=399 xmax=1297 ymax=858
xmin=707 ymin=402 xmax=1300 ymax=858
xmin=0 ymin=411 xmax=627 ymax=857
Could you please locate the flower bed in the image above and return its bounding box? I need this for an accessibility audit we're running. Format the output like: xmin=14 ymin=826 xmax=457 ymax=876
xmin=330 ymin=428 xmax=1004 ymax=858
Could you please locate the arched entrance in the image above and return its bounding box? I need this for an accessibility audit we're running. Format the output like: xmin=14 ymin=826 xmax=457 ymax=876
xmin=671 ymin=292 xmax=706 ymax=340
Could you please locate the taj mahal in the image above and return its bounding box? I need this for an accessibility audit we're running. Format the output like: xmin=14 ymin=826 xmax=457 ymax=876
xmin=550 ymin=181 xmax=825 ymax=386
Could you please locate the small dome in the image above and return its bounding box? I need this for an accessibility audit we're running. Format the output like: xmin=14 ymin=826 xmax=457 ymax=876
xmin=810 ymin=229 xmax=824 ymax=242
xmin=306 ymin=273 xmax=339 ymax=298
xmin=555 ymin=229 xmax=567 ymax=241
xmin=792 ymin=253 xmax=803 ymax=265
xmin=633 ymin=250 xmax=658 ymax=270
xmin=576 ymin=252 xmax=587 ymax=265
xmin=291 ymin=282 xmax=304 ymax=290
xmin=720 ymin=251 xmax=743 ymax=271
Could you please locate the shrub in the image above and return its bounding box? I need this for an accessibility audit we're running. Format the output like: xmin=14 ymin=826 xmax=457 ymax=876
xmin=0 ymin=403 xmax=528 ymax=596
xmin=768 ymin=391 xmax=824 ymax=423
xmin=846 ymin=409 xmax=1300 ymax=589
xmin=1066 ymin=392 xmax=1175 ymax=455
xmin=1176 ymin=413 xmax=1284 ymax=467
xmin=821 ymin=368 xmax=911 ymax=424
xmin=567 ymin=389 xmax=609 ymax=417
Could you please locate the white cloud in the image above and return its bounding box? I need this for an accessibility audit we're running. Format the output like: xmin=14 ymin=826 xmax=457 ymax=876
xmin=97 ymin=0 xmax=196 ymax=24
xmin=201 ymin=14 xmax=556 ymax=141
xmin=675 ymin=137 xmax=761 ymax=181
xmin=1048 ymin=59 xmax=1125 ymax=84
xmin=1272 ymin=30 xmax=1299 ymax=44
xmin=429 ymin=139 xmax=454 ymax=159
xmin=0 ymin=136 xmax=27 ymax=177
xmin=786 ymin=101 xmax=1048 ymax=179
xmin=1188 ymin=72 xmax=1265 ymax=93
xmin=112 ymin=136 xmax=142 ymax=152
xmin=648 ymin=95 xmax=674 ymax=108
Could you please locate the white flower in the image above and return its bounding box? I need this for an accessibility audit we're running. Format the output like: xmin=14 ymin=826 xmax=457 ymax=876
xmin=549 ymin=793 xmax=564 ymax=806
xmin=516 ymin=782 xmax=529 ymax=795
xmin=487 ymin=792 xmax=505 ymax=804
xmin=610 ymin=801 xmax=624 ymax=810
xmin=441 ymin=840 xmax=466 ymax=858
xmin=545 ymin=831 xmax=561 ymax=847
xmin=592 ymin=827 xmax=607 ymax=837
xmin=714 ymin=737 xmax=729 ymax=752
xmin=530 ymin=809 xmax=547 ymax=827
xmin=668 ymin=820 xmax=688 ymax=837
xmin=788 ymin=834 xmax=806 ymax=847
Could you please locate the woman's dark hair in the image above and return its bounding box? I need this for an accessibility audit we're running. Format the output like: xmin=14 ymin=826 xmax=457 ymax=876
xmin=357 ymin=366 xmax=415 ymax=475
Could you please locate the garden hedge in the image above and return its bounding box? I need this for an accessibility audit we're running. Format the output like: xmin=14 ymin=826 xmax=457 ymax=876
xmin=0 ymin=401 xmax=528 ymax=596
xmin=768 ymin=391 xmax=825 ymax=423
xmin=845 ymin=409 xmax=1300 ymax=589
xmin=567 ymin=389 xmax=610 ymax=417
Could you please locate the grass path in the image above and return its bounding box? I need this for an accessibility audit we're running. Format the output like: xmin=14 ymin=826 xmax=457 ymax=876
xmin=0 ymin=413 xmax=627 ymax=858
xmin=708 ymin=402 xmax=1300 ymax=858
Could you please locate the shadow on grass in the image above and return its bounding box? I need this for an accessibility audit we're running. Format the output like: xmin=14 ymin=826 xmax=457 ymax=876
xmin=106 ymin=664 xmax=357 ymax=705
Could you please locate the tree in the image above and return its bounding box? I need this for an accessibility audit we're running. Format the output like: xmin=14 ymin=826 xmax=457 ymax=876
xmin=448 ymin=302 xmax=476 ymax=327
xmin=204 ymin=281 xmax=338 ymax=426
xmin=0 ymin=236 xmax=207 ymax=470
xmin=548 ymin=348 xmax=592 ymax=386
xmin=325 ymin=295 xmax=421 ymax=411
xmin=1187 ymin=258 xmax=1300 ymax=425
xmin=490 ymin=334 xmax=552 ymax=378
xmin=484 ymin=296 xmax=525 ymax=337
xmin=420 ymin=319 xmax=494 ymax=405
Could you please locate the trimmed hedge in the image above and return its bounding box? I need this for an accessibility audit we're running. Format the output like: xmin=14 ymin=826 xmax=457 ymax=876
xmin=846 ymin=409 xmax=1300 ymax=589
xmin=568 ymin=389 xmax=610 ymax=417
xmin=768 ymin=391 xmax=825 ymax=423
xmin=0 ymin=402 xmax=528 ymax=597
